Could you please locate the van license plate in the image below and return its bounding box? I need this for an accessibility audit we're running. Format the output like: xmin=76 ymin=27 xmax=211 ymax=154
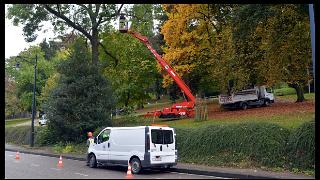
xmin=152 ymin=157 xmax=161 ymax=161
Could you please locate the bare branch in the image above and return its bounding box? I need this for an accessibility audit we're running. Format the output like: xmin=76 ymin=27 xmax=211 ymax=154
xmin=43 ymin=4 xmax=93 ymax=41
xmin=77 ymin=4 xmax=90 ymax=12
xmin=99 ymin=42 xmax=119 ymax=66
xmin=56 ymin=4 xmax=61 ymax=14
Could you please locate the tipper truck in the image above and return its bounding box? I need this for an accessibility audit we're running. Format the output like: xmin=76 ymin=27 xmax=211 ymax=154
xmin=218 ymin=86 xmax=274 ymax=110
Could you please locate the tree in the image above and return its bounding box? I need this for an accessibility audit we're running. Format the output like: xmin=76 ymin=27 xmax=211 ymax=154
xmin=44 ymin=38 xmax=115 ymax=142
xmin=5 ymin=74 xmax=21 ymax=118
xmin=5 ymin=46 xmax=57 ymax=113
xmin=232 ymin=4 xmax=311 ymax=102
xmin=7 ymin=4 xmax=124 ymax=65
xmin=39 ymin=38 xmax=62 ymax=60
xmin=161 ymin=4 xmax=233 ymax=95
xmin=100 ymin=4 xmax=162 ymax=109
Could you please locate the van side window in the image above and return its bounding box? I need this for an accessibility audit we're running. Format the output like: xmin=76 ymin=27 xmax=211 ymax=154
xmin=98 ymin=129 xmax=110 ymax=144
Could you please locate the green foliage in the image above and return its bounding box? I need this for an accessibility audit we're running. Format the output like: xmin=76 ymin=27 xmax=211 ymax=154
xmin=35 ymin=126 xmax=57 ymax=146
xmin=274 ymin=87 xmax=296 ymax=96
xmin=5 ymin=46 xmax=57 ymax=113
xmin=44 ymin=38 xmax=115 ymax=142
xmin=7 ymin=4 xmax=123 ymax=64
xmin=52 ymin=142 xmax=87 ymax=154
xmin=286 ymin=121 xmax=315 ymax=169
xmin=101 ymin=30 xmax=158 ymax=108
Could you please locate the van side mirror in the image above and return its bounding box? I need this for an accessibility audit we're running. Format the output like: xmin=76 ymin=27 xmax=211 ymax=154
xmin=94 ymin=137 xmax=97 ymax=144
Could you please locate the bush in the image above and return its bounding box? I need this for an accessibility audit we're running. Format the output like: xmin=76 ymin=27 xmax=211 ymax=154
xmin=35 ymin=126 xmax=58 ymax=146
xmin=52 ymin=141 xmax=87 ymax=154
xmin=176 ymin=122 xmax=291 ymax=167
xmin=286 ymin=121 xmax=315 ymax=169
xmin=274 ymin=87 xmax=296 ymax=96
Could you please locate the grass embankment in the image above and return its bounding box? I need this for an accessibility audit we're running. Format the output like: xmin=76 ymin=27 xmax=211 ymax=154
xmin=5 ymin=118 xmax=31 ymax=128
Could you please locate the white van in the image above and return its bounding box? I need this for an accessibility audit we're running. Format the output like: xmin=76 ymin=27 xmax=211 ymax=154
xmin=87 ymin=126 xmax=177 ymax=174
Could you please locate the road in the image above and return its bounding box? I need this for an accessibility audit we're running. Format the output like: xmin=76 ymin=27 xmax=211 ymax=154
xmin=5 ymin=151 xmax=229 ymax=179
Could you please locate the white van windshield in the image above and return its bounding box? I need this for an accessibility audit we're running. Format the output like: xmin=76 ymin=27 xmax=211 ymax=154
xmin=151 ymin=129 xmax=173 ymax=144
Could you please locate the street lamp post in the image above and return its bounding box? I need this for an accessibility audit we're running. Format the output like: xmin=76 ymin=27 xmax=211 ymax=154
xmin=15 ymin=54 xmax=37 ymax=147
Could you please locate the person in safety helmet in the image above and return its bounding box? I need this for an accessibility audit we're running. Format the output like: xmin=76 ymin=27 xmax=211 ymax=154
xmin=86 ymin=131 xmax=95 ymax=147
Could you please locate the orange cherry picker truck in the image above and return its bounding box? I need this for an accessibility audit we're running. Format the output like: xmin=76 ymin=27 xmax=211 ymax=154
xmin=119 ymin=15 xmax=196 ymax=118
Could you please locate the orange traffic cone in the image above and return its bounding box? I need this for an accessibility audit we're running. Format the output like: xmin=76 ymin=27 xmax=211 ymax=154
xmin=57 ymin=155 xmax=63 ymax=168
xmin=125 ymin=161 xmax=133 ymax=178
xmin=15 ymin=151 xmax=20 ymax=160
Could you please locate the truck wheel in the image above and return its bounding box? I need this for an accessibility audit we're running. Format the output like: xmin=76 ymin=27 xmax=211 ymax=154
xmin=130 ymin=157 xmax=142 ymax=174
xmin=264 ymin=99 xmax=270 ymax=106
xmin=241 ymin=102 xmax=248 ymax=110
xmin=89 ymin=154 xmax=97 ymax=168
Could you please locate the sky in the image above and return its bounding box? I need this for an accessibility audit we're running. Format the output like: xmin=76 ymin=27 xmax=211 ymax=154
xmin=5 ymin=4 xmax=56 ymax=59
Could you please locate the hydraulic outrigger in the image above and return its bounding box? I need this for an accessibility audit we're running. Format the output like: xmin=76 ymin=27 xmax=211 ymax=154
xmin=119 ymin=15 xmax=196 ymax=118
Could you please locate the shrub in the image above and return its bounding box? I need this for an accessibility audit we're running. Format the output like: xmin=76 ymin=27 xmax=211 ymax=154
xmin=286 ymin=121 xmax=315 ymax=169
xmin=274 ymin=87 xmax=296 ymax=96
xmin=35 ymin=126 xmax=58 ymax=146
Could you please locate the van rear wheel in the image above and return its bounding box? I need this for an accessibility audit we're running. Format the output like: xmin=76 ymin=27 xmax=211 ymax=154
xmin=130 ymin=157 xmax=142 ymax=174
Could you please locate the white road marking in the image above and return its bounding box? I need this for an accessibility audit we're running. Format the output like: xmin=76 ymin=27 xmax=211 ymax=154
xmin=75 ymin=172 xmax=88 ymax=177
xmin=8 ymin=155 xmax=14 ymax=157
xmin=50 ymin=168 xmax=62 ymax=171
xmin=168 ymin=171 xmax=230 ymax=179
xmin=31 ymin=163 xmax=40 ymax=167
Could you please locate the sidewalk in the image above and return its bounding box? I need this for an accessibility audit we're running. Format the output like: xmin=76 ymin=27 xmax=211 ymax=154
xmin=5 ymin=144 xmax=315 ymax=179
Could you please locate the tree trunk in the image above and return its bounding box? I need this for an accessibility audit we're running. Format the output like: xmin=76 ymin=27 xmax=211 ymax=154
xmin=91 ymin=29 xmax=99 ymax=65
xmin=124 ymin=91 xmax=130 ymax=107
xmin=290 ymin=84 xmax=305 ymax=102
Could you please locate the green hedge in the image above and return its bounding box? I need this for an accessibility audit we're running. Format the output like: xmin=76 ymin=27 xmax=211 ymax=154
xmin=286 ymin=121 xmax=315 ymax=169
xmin=175 ymin=122 xmax=290 ymax=167
xmin=5 ymin=126 xmax=34 ymax=145
xmin=175 ymin=121 xmax=314 ymax=170
xmin=274 ymin=87 xmax=296 ymax=96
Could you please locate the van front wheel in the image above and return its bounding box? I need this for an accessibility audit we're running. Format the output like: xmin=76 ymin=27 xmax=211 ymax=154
xmin=89 ymin=154 xmax=97 ymax=168
xmin=130 ymin=157 xmax=142 ymax=174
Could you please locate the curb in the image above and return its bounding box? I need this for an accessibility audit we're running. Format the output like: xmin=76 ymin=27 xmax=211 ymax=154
xmin=169 ymin=167 xmax=273 ymax=179
xmin=5 ymin=148 xmax=86 ymax=161
xmin=5 ymin=148 xmax=307 ymax=179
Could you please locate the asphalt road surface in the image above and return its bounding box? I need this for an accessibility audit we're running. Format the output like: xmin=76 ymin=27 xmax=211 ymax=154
xmin=5 ymin=151 xmax=228 ymax=179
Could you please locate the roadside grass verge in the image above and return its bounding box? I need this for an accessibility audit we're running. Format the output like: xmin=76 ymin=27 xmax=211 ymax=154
xmin=5 ymin=118 xmax=31 ymax=128
xmin=112 ymin=111 xmax=314 ymax=130
xmin=155 ymin=112 xmax=315 ymax=129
